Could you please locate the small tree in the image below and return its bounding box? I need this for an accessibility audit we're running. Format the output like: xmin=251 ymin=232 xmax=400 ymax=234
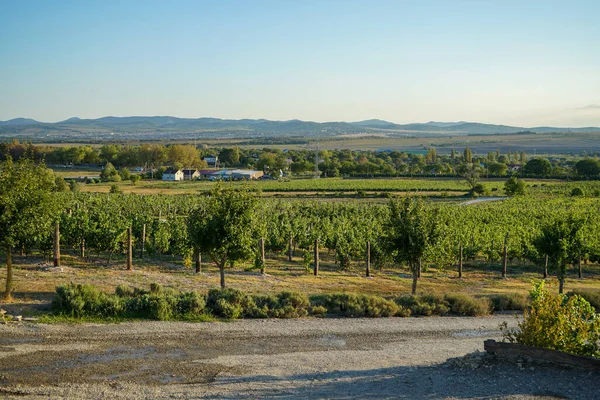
xmin=533 ymin=214 xmax=586 ymax=293
xmin=504 ymin=176 xmax=526 ymax=196
xmin=0 ymin=158 xmax=59 ymax=299
xmin=384 ymin=198 xmax=439 ymax=295
xmin=100 ymin=162 xmax=121 ymax=182
xmin=188 ymin=184 xmax=258 ymax=289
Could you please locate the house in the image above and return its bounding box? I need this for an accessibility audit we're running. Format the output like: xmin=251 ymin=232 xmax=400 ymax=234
xmin=507 ymin=164 xmax=522 ymax=172
xmin=182 ymin=169 xmax=200 ymax=180
xmin=162 ymin=168 xmax=184 ymax=181
xmin=198 ymin=169 xmax=219 ymax=179
xmin=203 ymin=156 xmax=218 ymax=167
xmin=208 ymin=169 xmax=232 ymax=181
xmin=230 ymin=169 xmax=264 ymax=180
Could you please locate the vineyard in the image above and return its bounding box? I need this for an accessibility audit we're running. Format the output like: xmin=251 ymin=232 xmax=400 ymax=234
xmin=3 ymin=187 xmax=600 ymax=305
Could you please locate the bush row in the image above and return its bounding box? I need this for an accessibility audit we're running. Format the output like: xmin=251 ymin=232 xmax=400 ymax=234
xmin=52 ymin=283 xmax=527 ymax=321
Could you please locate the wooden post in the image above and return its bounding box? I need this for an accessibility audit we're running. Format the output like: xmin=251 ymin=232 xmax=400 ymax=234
xmin=458 ymin=243 xmax=463 ymax=278
xmin=491 ymin=239 xmax=495 ymax=263
xmin=195 ymin=250 xmax=201 ymax=273
xmin=53 ymin=221 xmax=61 ymax=268
xmin=140 ymin=223 xmax=146 ymax=259
xmin=288 ymin=236 xmax=293 ymax=262
xmin=3 ymin=245 xmax=13 ymax=300
xmin=126 ymin=226 xmax=132 ymax=271
xmin=501 ymin=234 xmax=508 ymax=278
xmin=543 ymin=254 xmax=548 ymax=278
xmin=80 ymin=238 xmax=85 ymax=259
xmin=366 ymin=240 xmax=371 ymax=277
xmin=578 ymin=249 xmax=582 ymax=279
xmin=259 ymin=238 xmax=265 ymax=275
xmin=313 ymin=238 xmax=319 ymax=276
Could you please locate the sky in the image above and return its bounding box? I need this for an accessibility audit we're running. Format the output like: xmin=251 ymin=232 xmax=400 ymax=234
xmin=1 ymin=0 xmax=599 ymax=127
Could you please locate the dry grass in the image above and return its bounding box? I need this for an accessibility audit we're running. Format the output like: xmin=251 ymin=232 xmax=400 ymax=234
xmin=2 ymin=253 xmax=599 ymax=317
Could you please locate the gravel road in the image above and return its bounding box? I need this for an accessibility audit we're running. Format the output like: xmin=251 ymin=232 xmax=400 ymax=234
xmin=1 ymin=316 xmax=599 ymax=399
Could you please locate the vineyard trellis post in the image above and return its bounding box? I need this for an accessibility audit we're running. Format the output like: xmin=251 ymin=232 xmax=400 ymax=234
xmin=366 ymin=240 xmax=371 ymax=277
xmin=259 ymin=238 xmax=265 ymax=275
xmin=458 ymin=241 xmax=463 ymax=278
xmin=53 ymin=221 xmax=60 ymax=268
xmin=314 ymin=238 xmax=319 ymax=276
xmin=140 ymin=223 xmax=146 ymax=259
xmin=288 ymin=235 xmax=293 ymax=262
xmin=543 ymin=254 xmax=548 ymax=278
xmin=578 ymin=249 xmax=582 ymax=279
xmin=126 ymin=226 xmax=132 ymax=271
xmin=195 ymin=250 xmax=202 ymax=273
xmin=502 ymin=233 xmax=508 ymax=278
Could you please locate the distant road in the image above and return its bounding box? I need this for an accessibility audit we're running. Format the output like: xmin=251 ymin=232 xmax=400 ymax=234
xmin=459 ymin=197 xmax=507 ymax=206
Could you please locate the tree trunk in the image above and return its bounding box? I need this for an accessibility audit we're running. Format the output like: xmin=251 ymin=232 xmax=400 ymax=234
xmin=3 ymin=245 xmax=12 ymax=300
xmin=126 ymin=226 xmax=132 ymax=271
xmin=411 ymin=262 xmax=418 ymax=295
xmin=80 ymin=238 xmax=85 ymax=259
xmin=53 ymin=221 xmax=61 ymax=268
xmin=313 ymin=238 xmax=319 ymax=276
xmin=578 ymin=250 xmax=582 ymax=279
xmin=543 ymin=255 xmax=548 ymax=278
xmin=501 ymin=238 xmax=508 ymax=278
xmin=365 ymin=240 xmax=371 ymax=277
xmin=140 ymin=223 xmax=146 ymax=259
xmin=417 ymin=258 xmax=422 ymax=278
xmin=219 ymin=264 xmax=226 ymax=289
xmin=195 ymin=250 xmax=201 ymax=273
xmin=458 ymin=244 xmax=463 ymax=278
xmin=559 ymin=275 xmax=565 ymax=294
xmin=288 ymin=236 xmax=293 ymax=262
xmin=259 ymin=238 xmax=265 ymax=275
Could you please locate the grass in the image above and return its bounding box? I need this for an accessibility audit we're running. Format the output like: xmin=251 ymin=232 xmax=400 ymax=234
xmin=2 ymin=252 xmax=600 ymax=319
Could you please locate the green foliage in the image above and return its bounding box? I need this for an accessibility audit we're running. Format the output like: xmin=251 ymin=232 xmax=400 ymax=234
xmin=314 ymin=293 xmax=401 ymax=317
xmin=504 ymin=176 xmax=526 ymax=196
xmin=395 ymin=294 xmax=449 ymax=316
xmin=503 ymin=281 xmax=600 ymax=358
xmin=119 ymin=168 xmax=131 ymax=181
xmin=206 ymin=288 xmax=253 ymax=319
xmin=52 ymin=283 xmax=124 ymax=318
xmin=130 ymin=174 xmax=141 ymax=185
xmin=489 ymin=293 xmax=529 ymax=311
xmin=109 ymin=184 xmax=122 ymax=194
xmin=54 ymin=175 xmax=69 ymax=192
xmin=571 ymin=187 xmax=585 ymax=197
xmin=567 ymin=289 xmax=600 ymax=312
xmin=444 ymin=293 xmax=492 ymax=316
xmin=522 ymin=158 xmax=552 ymax=176
xmin=100 ymin=162 xmax=121 ymax=182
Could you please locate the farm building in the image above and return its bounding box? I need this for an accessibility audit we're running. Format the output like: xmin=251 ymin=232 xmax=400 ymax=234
xmin=198 ymin=169 xmax=219 ymax=179
xmin=162 ymin=168 xmax=184 ymax=181
xmin=230 ymin=169 xmax=264 ymax=180
xmin=182 ymin=169 xmax=200 ymax=180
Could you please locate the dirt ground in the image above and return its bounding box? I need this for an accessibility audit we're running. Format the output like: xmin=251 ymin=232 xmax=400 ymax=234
xmin=1 ymin=316 xmax=599 ymax=399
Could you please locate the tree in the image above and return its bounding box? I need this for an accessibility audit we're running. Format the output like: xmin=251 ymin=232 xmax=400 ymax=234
xmin=188 ymin=185 xmax=259 ymax=289
xmin=574 ymin=159 xmax=600 ymax=177
xmin=504 ymin=176 xmax=526 ymax=196
xmin=0 ymin=158 xmax=59 ymax=299
xmin=219 ymin=147 xmax=240 ymax=166
xmin=384 ymin=198 xmax=440 ymax=295
xmin=460 ymin=163 xmax=484 ymax=195
xmin=100 ymin=162 xmax=121 ymax=182
xmin=521 ymin=158 xmax=552 ymax=176
xmin=533 ymin=214 xmax=586 ymax=293
xmin=463 ymin=147 xmax=472 ymax=163
xmin=488 ymin=162 xmax=508 ymax=176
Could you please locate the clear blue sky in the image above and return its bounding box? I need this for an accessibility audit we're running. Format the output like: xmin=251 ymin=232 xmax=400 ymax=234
xmin=1 ymin=0 xmax=599 ymax=126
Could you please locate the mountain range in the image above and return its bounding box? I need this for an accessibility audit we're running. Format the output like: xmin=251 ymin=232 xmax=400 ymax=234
xmin=1 ymin=116 xmax=599 ymax=140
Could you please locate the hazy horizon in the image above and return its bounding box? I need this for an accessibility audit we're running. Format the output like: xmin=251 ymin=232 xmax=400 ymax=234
xmin=1 ymin=0 xmax=599 ymax=127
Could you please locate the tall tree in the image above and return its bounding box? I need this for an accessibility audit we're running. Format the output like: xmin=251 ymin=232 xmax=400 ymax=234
xmin=0 ymin=158 xmax=59 ymax=299
xmin=188 ymin=184 xmax=259 ymax=289
xmin=384 ymin=198 xmax=440 ymax=295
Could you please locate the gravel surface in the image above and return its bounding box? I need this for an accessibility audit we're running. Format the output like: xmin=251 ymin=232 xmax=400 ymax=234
xmin=1 ymin=316 xmax=599 ymax=399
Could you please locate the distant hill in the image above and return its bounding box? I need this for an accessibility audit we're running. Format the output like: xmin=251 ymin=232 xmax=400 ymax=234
xmin=1 ymin=115 xmax=599 ymax=140
xmin=0 ymin=118 xmax=40 ymax=126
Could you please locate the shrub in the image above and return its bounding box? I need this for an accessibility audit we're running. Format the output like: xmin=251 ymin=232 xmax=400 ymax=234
xmin=206 ymin=288 xmax=254 ymax=319
xmin=309 ymin=305 xmax=328 ymax=317
xmin=503 ymin=281 xmax=600 ymax=358
xmin=109 ymin=184 xmax=122 ymax=194
xmin=52 ymin=283 xmax=124 ymax=318
xmin=489 ymin=293 xmax=529 ymax=311
xmin=177 ymin=291 xmax=206 ymax=318
xmin=571 ymin=187 xmax=585 ymax=197
xmin=444 ymin=293 xmax=492 ymax=316
xmin=396 ymin=294 xmax=448 ymax=316
xmin=126 ymin=290 xmax=178 ymax=320
xmin=567 ymin=289 xmax=600 ymax=312
xmin=316 ymin=293 xmax=400 ymax=317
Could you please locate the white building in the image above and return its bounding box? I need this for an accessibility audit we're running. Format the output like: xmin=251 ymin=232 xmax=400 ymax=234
xmin=162 ymin=168 xmax=184 ymax=181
